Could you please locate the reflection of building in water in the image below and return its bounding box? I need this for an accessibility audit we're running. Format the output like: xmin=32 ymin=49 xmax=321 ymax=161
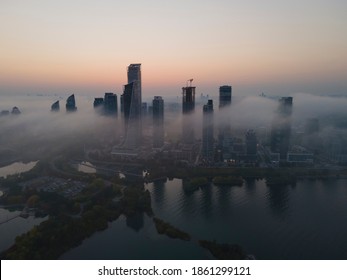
xmin=66 ymin=94 xmax=77 ymax=112
xmin=126 ymin=212 xmax=144 ymax=232
xmin=182 ymin=82 xmax=195 ymax=144
xmin=270 ymin=97 xmax=293 ymax=162
xmin=51 ymin=101 xmax=60 ymax=111
xmin=202 ymin=100 xmax=214 ymax=162
xmin=152 ymin=96 xmax=164 ymax=148
xmin=121 ymin=64 xmax=142 ymax=148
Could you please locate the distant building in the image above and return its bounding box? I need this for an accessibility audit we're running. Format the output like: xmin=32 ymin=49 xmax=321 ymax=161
xmin=152 ymin=96 xmax=164 ymax=148
xmin=219 ymin=85 xmax=232 ymax=108
xmin=202 ymin=100 xmax=214 ymax=161
xmin=104 ymin=92 xmax=117 ymax=115
xmin=11 ymin=107 xmax=21 ymax=115
xmin=51 ymin=100 xmax=60 ymax=111
xmin=66 ymin=94 xmax=77 ymax=112
xmin=182 ymin=83 xmax=196 ymax=144
xmin=93 ymin=98 xmax=104 ymax=108
xmin=270 ymin=97 xmax=293 ymax=162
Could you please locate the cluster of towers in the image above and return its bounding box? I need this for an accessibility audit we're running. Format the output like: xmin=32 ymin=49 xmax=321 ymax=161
xmin=46 ymin=64 xmax=303 ymax=165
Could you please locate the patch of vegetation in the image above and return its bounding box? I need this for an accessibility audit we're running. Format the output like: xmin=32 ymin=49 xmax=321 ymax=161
xmin=153 ymin=217 xmax=191 ymax=241
xmin=212 ymin=176 xmax=243 ymax=186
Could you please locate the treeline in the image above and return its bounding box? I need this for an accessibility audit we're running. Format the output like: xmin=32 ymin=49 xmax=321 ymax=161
xmin=2 ymin=180 xmax=153 ymax=259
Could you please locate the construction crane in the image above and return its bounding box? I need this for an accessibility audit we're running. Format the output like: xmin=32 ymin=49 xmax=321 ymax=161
xmin=186 ymin=78 xmax=193 ymax=87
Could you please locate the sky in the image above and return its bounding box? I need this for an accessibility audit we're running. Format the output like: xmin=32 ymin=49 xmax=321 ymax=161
xmin=1 ymin=0 xmax=346 ymax=98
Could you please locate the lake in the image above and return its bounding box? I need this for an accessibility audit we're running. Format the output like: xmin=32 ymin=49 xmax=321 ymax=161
xmin=62 ymin=178 xmax=347 ymax=260
xmin=0 ymin=161 xmax=37 ymax=178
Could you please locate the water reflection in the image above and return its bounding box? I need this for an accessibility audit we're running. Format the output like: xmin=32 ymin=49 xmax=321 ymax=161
xmin=0 ymin=161 xmax=37 ymax=178
xmin=266 ymin=185 xmax=290 ymax=219
xmin=200 ymin=185 xmax=213 ymax=220
xmin=126 ymin=212 xmax=145 ymax=232
xmin=151 ymin=179 xmax=166 ymax=212
xmin=76 ymin=161 xmax=96 ymax=173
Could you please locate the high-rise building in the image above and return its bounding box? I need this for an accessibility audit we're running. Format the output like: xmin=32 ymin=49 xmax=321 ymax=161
xmin=152 ymin=96 xmax=164 ymax=148
xmin=182 ymin=84 xmax=196 ymax=144
xmin=202 ymin=99 xmax=214 ymax=161
xmin=219 ymin=85 xmax=232 ymax=108
xmin=66 ymin=94 xmax=77 ymax=112
xmin=121 ymin=64 xmax=142 ymax=148
xmin=104 ymin=92 xmax=118 ymax=115
xmin=51 ymin=100 xmax=60 ymax=111
xmin=270 ymin=97 xmax=293 ymax=161
xmin=93 ymin=98 xmax=104 ymax=108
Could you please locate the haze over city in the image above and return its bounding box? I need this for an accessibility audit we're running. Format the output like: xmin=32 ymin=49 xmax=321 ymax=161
xmin=1 ymin=0 xmax=347 ymax=97
xmin=2 ymin=0 xmax=347 ymax=263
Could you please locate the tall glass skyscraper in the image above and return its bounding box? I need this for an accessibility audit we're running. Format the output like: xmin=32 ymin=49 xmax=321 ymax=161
xmin=219 ymin=85 xmax=232 ymax=108
xmin=152 ymin=96 xmax=164 ymax=148
xmin=122 ymin=64 xmax=142 ymax=148
xmin=182 ymin=85 xmax=196 ymax=144
xmin=202 ymin=99 xmax=214 ymax=161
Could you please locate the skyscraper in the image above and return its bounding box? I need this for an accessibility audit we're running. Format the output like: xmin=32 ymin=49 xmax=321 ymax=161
xmin=66 ymin=94 xmax=77 ymax=112
xmin=121 ymin=64 xmax=142 ymax=148
xmin=202 ymin=99 xmax=214 ymax=161
xmin=270 ymin=97 xmax=293 ymax=161
xmin=152 ymin=96 xmax=164 ymax=148
xmin=104 ymin=92 xmax=118 ymax=115
xmin=51 ymin=100 xmax=60 ymax=111
xmin=219 ymin=85 xmax=232 ymax=108
xmin=182 ymin=83 xmax=196 ymax=144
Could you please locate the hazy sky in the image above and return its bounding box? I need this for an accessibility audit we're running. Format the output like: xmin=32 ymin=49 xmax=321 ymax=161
xmin=1 ymin=0 xmax=346 ymax=98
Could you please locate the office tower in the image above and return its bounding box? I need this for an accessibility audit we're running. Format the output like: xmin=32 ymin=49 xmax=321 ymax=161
xmin=245 ymin=129 xmax=257 ymax=156
xmin=93 ymin=98 xmax=104 ymax=108
xmin=66 ymin=94 xmax=77 ymax=112
xmin=121 ymin=64 xmax=142 ymax=148
xmin=202 ymin=100 xmax=214 ymax=161
xmin=182 ymin=82 xmax=196 ymax=144
xmin=219 ymin=85 xmax=232 ymax=108
xmin=270 ymin=97 xmax=293 ymax=161
xmin=51 ymin=101 xmax=60 ymax=111
xmin=152 ymin=96 xmax=164 ymax=148
xmin=104 ymin=92 xmax=118 ymax=115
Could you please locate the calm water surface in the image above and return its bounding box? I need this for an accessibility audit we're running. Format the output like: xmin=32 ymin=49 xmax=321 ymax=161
xmin=0 ymin=161 xmax=37 ymax=178
xmin=0 ymin=208 xmax=47 ymax=252
xmin=62 ymin=178 xmax=347 ymax=260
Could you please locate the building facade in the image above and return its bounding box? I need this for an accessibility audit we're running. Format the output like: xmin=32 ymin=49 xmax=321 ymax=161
xmin=152 ymin=96 xmax=164 ymax=148
xmin=202 ymin=99 xmax=214 ymax=161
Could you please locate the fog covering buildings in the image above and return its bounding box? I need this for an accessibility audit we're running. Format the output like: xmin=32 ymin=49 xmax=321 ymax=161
xmin=202 ymin=99 xmax=214 ymax=161
xmin=219 ymin=85 xmax=232 ymax=108
xmin=152 ymin=96 xmax=164 ymax=148
xmin=66 ymin=94 xmax=77 ymax=112
xmin=270 ymin=97 xmax=293 ymax=162
xmin=51 ymin=100 xmax=60 ymax=111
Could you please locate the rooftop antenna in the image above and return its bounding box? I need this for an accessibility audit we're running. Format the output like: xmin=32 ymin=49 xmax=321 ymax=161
xmin=186 ymin=79 xmax=193 ymax=87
